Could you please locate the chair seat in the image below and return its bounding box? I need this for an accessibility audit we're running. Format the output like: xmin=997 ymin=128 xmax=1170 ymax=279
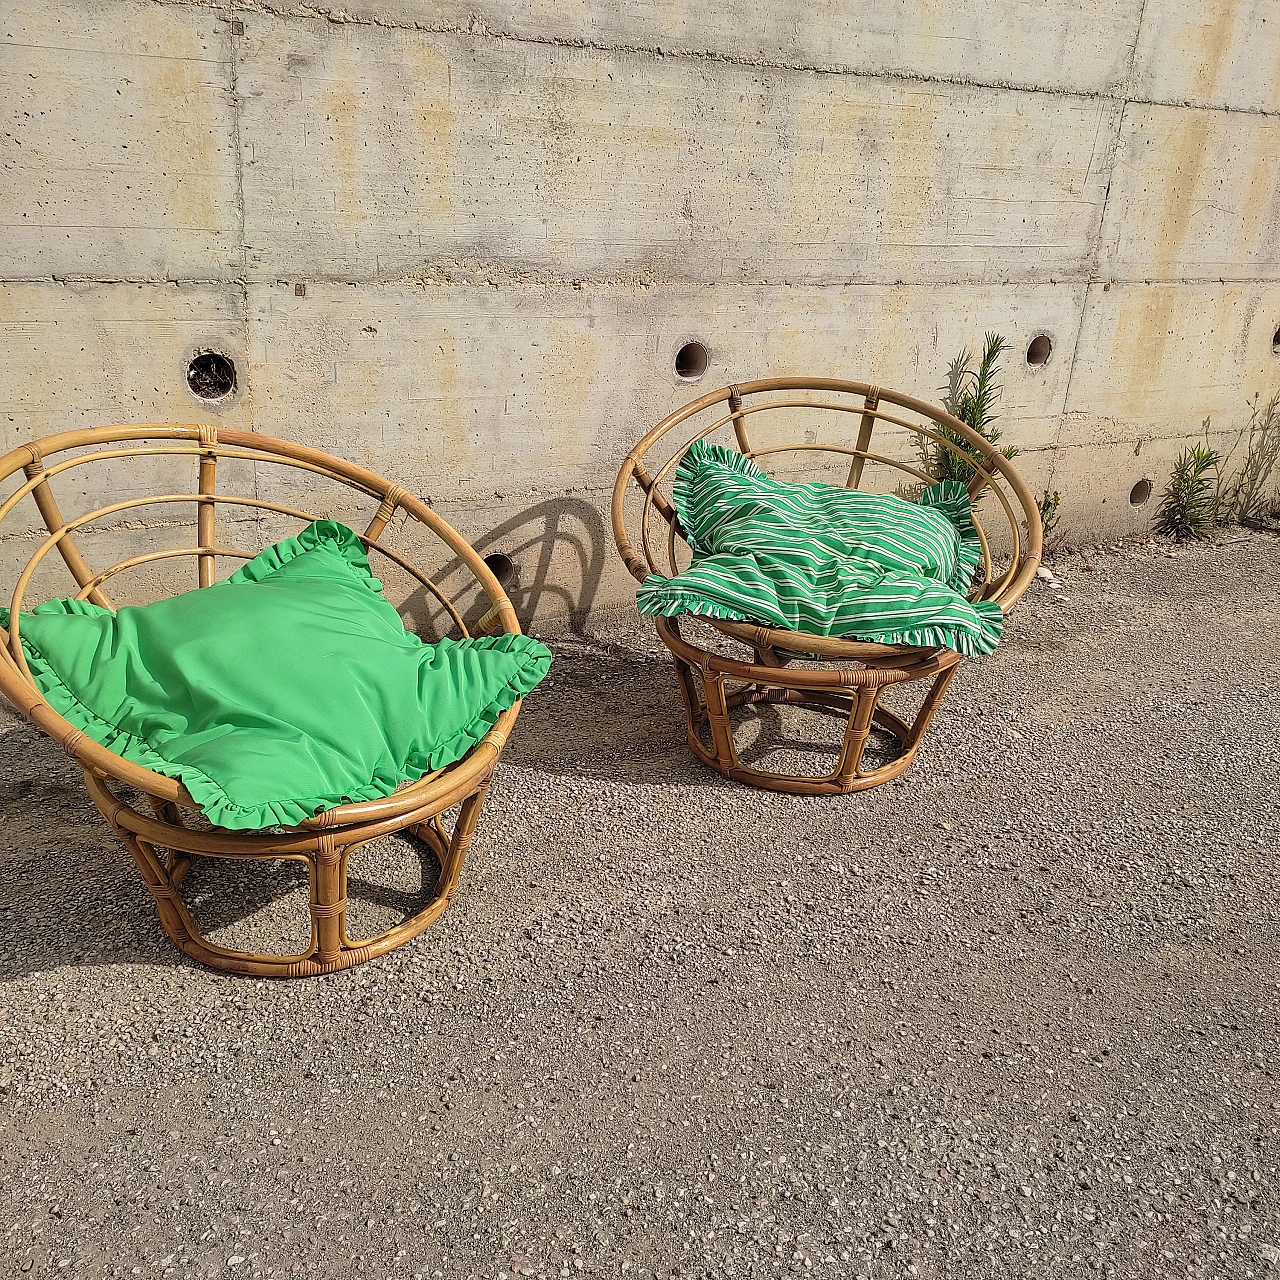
xmin=612 ymin=378 xmax=1042 ymax=795
xmin=0 ymin=425 xmax=526 ymax=976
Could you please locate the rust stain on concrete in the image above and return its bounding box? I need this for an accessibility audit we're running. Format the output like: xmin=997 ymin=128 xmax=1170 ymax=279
xmin=883 ymin=91 xmax=940 ymax=257
xmin=1236 ymin=122 xmax=1280 ymax=270
xmin=1100 ymin=286 xmax=1255 ymax=423
xmin=1187 ymin=3 xmax=1236 ymax=104
xmin=321 ymin=49 xmax=368 ymax=231
xmin=409 ymin=41 xmax=456 ymax=218
xmin=785 ymin=88 xmax=876 ymax=249
xmin=541 ymin=321 xmax=602 ymax=467
xmin=149 ymin=55 xmax=222 ymax=233
xmin=1107 ymin=287 xmax=1181 ymax=417
xmin=427 ymin=330 xmax=469 ymax=469
xmin=1148 ymin=111 xmax=1214 ymax=283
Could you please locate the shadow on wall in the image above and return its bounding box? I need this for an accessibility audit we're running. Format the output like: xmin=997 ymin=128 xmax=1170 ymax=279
xmin=407 ymin=496 xmax=608 ymax=638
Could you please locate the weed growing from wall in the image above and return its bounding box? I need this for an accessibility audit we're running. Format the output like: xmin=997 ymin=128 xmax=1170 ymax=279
xmin=1038 ymin=488 xmax=1062 ymax=546
xmin=1156 ymin=435 xmax=1223 ymax=541
xmin=1223 ymin=390 xmax=1280 ymax=526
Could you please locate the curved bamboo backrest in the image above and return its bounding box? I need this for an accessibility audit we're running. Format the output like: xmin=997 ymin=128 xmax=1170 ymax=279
xmin=0 ymin=424 xmax=521 ymax=826
xmin=612 ymin=377 xmax=1044 ymax=661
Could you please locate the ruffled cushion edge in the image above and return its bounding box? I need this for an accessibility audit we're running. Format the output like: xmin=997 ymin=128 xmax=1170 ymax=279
xmin=1 ymin=608 xmax=553 ymax=832
xmin=636 ymin=576 xmax=1004 ymax=658
xmin=917 ymin=480 xmax=984 ymax=594
xmin=672 ymin=438 xmax=768 ymax=555
xmin=226 ymin=518 xmax=384 ymax=592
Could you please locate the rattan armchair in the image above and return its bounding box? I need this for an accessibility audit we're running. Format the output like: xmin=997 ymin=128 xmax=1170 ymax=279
xmin=0 ymin=425 xmax=523 ymax=976
xmin=612 ymin=378 xmax=1043 ymax=795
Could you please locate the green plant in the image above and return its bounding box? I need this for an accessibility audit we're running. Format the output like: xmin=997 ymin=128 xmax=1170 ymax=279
xmin=1222 ymin=389 xmax=1280 ymax=525
xmin=1038 ymin=488 xmax=1061 ymax=543
xmin=1156 ymin=439 xmax=1223 ymax=540
xmin=932 ymin=332 xmax=1018 ymax=487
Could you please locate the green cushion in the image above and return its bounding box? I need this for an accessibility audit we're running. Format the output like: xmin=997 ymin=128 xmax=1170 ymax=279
xmin=635 ymin=440 xmax=1003 ymax=655
xmin=1 ymin=521 xmax=551 ymax=830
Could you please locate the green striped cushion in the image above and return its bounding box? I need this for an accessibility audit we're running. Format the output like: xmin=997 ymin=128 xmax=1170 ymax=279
xmin=635 ymin=441 xmax=1003 ymax=655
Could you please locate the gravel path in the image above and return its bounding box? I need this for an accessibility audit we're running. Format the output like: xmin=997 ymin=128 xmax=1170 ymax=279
xmin=1 ymin=533 xmax=1277 ymax=1280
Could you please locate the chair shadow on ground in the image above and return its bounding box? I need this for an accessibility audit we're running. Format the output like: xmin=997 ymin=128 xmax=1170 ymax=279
xmin=390 ymin=493 xmax=769 ymax=787
xmin=0 ymin=488 xmax=870 ymax=977
xmin=0 ymin=722 xmax=458 ymax=980
xmin=499 ymin=628 xmax=900 ymax=788
xmin=389 ymin=491 xmax=876 ymax=787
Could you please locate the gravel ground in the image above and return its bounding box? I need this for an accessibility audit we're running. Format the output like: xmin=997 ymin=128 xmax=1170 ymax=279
xmin=1 ymin=532 xmax=1278 ymax=1280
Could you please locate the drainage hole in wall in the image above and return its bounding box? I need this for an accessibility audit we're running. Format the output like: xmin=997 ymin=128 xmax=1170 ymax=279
xmin=1027 ymin=335 xmax=1052 ymax=367
xmin=187 ymin=351 xmax=237 ymax=401
xmin=1129 ymin=479 xmax=1153 ymax=507
xmin=483 ymin=552 xmax=515 ymax=588
xmin=1272 ymin=325 xmax=1280 ymax=354
xmin=675 ymin=341 xmax=709 ymax=382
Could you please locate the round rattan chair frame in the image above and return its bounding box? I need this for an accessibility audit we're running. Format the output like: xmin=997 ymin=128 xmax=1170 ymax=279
xmin=612 ymin=378 xmax=1043 ymax=795
xmin=0 ymin=424 xmax=523 ymax=977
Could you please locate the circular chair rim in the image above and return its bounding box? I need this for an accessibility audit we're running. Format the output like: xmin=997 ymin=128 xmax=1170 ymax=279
xmin=612 ymin=375 xmax=1044 ymax=666
xmin=0 ymin=423 xmax=521 ymax=835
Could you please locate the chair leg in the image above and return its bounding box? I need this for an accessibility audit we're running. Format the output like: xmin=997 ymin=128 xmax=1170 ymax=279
xmin=147 ymin=796 xmax=193 ymax=887
xmin=438 ymin=787 xmax=486 ymax=907
xmin=701 ymin=670 xmax=738 ymax=771
xmin=669 ymin=653 xmax=706 ymax=722
xmin=311 ymin=833 xmax=345 ymax=967
xmin=669 ymin=653 xmax=723 ymax=767
xmin=907 ymin=663 xmax=960 ymax=749
xmin=834 ymin=685 xmax=881 ymax=788
xmin=118 ymin=830 xmax=196 ymax=952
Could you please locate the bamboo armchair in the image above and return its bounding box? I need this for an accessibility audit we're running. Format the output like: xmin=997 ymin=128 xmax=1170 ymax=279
xmin=0 ymin=425 xmax=522 ymax=976
xmin=612 ymin=378 xmax=1043 ymax=795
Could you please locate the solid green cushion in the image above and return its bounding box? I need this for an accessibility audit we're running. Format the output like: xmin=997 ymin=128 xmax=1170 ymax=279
xmin=1 ymin=521 xmax=551 ymax=830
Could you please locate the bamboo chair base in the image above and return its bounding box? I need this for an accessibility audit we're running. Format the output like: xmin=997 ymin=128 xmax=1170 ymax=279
xmin=0 ymin=425 xmax=526 ymax=977
xmin=659 ymin=617 xmax=961 ymax=795
xmin=84 ymin=773 xmax=492 ymax=978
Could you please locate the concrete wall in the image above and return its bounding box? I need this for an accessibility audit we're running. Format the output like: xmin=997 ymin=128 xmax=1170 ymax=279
xmin=2 ymin=1 xmax=1279 ymax=622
